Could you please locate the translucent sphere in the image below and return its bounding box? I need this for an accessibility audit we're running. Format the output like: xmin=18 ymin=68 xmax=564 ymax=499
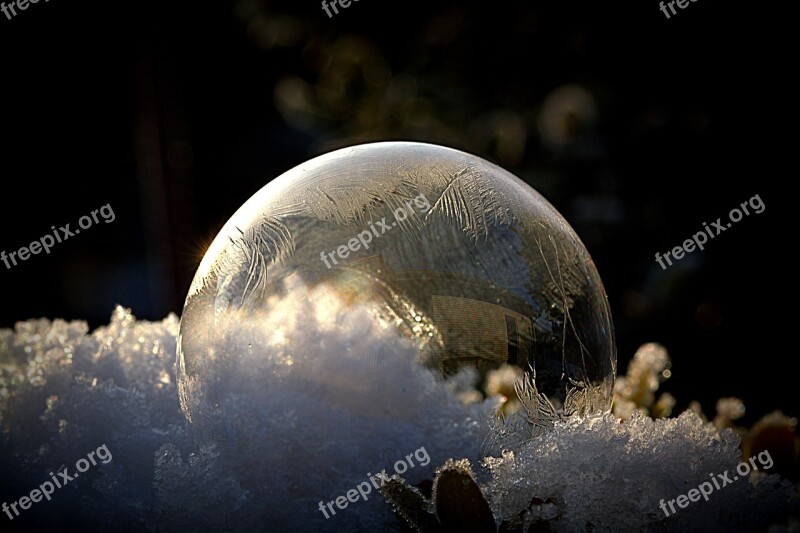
xmin=177 ymin=142 xmax=615 ymax=530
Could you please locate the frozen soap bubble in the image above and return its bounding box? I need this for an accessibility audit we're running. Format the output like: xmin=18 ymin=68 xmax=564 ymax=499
xmin=177 ymin=142 xmax=615 ymax=530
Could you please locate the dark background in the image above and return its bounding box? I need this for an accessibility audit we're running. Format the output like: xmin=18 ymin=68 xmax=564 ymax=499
xmin=0 ymin=0 xmax=793 ymax=423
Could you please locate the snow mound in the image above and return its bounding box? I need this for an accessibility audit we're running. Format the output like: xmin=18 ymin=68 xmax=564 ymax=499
xmin=0 ymin=308 xmax=796 ymax=531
